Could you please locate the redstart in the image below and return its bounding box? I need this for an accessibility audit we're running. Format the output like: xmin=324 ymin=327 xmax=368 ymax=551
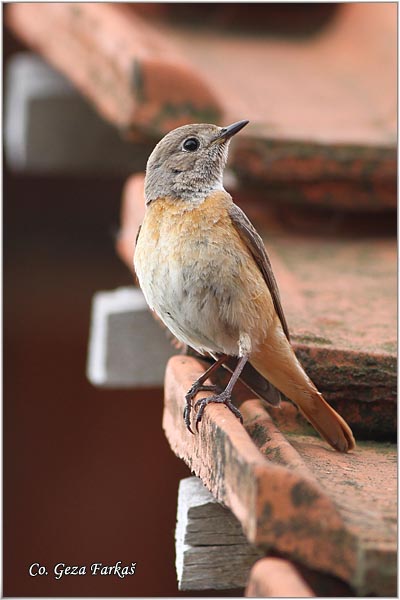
xmin=134 ymin=120 xmax=355 ymax=452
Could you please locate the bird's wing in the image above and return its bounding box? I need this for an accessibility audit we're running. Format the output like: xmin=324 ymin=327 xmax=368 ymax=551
xmin=228 ymin=203 xmax=290 ymax=341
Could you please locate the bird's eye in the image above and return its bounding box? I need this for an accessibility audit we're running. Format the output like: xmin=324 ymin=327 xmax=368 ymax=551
xmin=182 ymin=137 xmax=200 ymax=152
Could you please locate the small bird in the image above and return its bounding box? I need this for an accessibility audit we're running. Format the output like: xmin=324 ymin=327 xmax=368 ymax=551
xmin=134 ymin=120 xmax=355 ymax=453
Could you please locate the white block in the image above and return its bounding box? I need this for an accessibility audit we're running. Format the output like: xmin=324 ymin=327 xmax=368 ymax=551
xmin=87 ymin=287 xmax=175 ymax=388
xmin=4 ymin=52 xmax=150 ymax=174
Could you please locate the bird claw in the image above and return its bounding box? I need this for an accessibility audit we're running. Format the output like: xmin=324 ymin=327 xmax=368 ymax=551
xmin=183 ymin=402 xmax=194 ymax=434
xmin=184 ymin=383 xmax=218 ymax=434
xmin=186 ymin=383 xmax=218 ymax=403
xmin=194 ymin=391 xmax=243 ymax=431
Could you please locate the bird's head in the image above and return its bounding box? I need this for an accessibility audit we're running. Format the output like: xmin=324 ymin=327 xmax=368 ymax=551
xmin=144 ymin=120 xmax=249 ymax=205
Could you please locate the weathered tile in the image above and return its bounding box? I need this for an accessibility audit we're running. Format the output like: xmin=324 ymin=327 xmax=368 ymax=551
xmin=5 ymin=3 xmax=223 ymax=133
xmin=6 ymin=4 xmax=396 ymax=209
xmin=168 ymin=3 xmax=396 ymax=210
xmin=163 ymin=355 xmax=397 ymax=595
xmin=246 ymin=558 xmax=314 ymax=598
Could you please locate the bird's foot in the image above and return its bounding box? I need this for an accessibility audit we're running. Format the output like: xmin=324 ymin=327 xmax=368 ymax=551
xmin=184 ymin=383 xmax=218 ymax=434
xmin=194 ymin=390 xmax=243 ymax=431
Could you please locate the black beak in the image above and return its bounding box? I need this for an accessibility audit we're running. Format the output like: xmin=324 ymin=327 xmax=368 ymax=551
xmin=215 ymin=119 xmax=249 ymax=142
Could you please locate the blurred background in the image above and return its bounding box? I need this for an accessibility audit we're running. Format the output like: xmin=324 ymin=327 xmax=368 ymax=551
xmin=3 ymin=3 xmax=396 ymax=597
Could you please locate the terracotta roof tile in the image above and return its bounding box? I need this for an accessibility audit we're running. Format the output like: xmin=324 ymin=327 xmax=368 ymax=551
xmin=163 ymin=355 xmax=396 ymax=595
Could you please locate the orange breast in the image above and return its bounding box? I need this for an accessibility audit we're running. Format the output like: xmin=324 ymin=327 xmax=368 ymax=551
xmin=134 ymin=191 xmax=276 ymax=353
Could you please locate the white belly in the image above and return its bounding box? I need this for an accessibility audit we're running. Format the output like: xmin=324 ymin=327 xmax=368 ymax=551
xmin=135 ymin=233 xmax=245 ymax=356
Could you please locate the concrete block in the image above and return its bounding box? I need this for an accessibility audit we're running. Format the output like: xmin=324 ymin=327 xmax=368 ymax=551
xmin=4 ymin=53 xmax=152 ymax=175
xmin=175 ymin=476 xmax=263 ymax=590
xmin=87 ymin=287 xmax=175 ymax=388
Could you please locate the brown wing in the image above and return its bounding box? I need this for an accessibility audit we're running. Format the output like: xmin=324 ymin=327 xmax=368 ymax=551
xmin=229 ymin=203 xmax=290 ymax=341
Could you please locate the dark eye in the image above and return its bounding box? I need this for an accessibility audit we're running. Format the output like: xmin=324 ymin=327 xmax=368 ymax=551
xmin=182 ymin=137 xmax=200 ymax=152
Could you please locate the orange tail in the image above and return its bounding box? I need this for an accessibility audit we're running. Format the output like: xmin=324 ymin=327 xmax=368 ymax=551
xmin=250 ymin=324 xmax=355 ymax=453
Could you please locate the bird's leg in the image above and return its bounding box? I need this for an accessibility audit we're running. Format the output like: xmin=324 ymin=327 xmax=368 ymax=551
xmin=194 ymin=354 xmax=249 ymax=431
xmin=184 ymin=354 xmax=228 ymax=433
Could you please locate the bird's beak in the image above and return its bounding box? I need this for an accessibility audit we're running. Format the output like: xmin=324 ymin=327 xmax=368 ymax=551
xmin=214 ymin=119 xmax=249 ymax=143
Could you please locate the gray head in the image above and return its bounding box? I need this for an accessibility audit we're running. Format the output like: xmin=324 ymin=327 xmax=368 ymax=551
xmin=144 ymin=120 xmax=249 ymax=205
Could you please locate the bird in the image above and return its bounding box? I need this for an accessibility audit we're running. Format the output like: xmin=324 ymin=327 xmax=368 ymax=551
xmin=134 ymin=120 xmax=355 ymax=453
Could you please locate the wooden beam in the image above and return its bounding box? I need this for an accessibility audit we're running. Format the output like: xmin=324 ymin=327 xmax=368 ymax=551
xmin=176 ymin=476 xmax=263 ymax=590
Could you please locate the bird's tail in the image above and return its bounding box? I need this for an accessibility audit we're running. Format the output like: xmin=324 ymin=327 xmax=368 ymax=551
xmin=250 ymin=324 xmax=355 ymax=453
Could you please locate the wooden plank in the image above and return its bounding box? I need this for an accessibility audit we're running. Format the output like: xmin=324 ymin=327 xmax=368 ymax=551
xmin=176 ymin=476 xmax=263 ymax=590
xmin=177 ymin=476 xmax=249 ymax=546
